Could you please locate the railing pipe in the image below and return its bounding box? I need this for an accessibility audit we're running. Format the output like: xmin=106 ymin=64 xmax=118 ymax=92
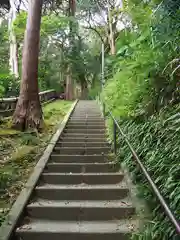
xmin=113 ymin=120 xmax=117 ymax=155
xmin=107 ymin=110 xmax=180 ymax=235
xmin=0 ymin=90 xmax=56 ymax=117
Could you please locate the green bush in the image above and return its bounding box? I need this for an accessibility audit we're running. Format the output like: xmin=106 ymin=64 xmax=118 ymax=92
xmin=102 ymin=0 xmax=180 ymax=239
xmin=88 ymin=82 xmax=101 ymax=100
xmin=112 ymin=105 xmax=180 ymax=239
xmin=0 ymin=73 xmax=20 ymax=97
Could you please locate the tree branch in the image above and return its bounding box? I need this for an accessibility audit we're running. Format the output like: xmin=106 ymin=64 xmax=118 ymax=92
xmin=83 ymin=25 xmax=104 ymax=43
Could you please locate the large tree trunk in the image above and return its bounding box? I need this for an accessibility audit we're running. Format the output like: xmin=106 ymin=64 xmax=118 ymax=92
xmin=107 ymin=2 xmax=116 ymax=55
xmin=12 ymin=0 xmax=43 ymax=131
xmin=65 ymin=66 xmax=74 ymax=100
xmin=9 ymin=0 xmax=19 ymax=77
xmin=91 ymin=73 xmax=97 ymax=89
xmin=65 ymin=0 xmax=76 ymax=100
xmin=80 ymin=79 xmax=88 ymax=100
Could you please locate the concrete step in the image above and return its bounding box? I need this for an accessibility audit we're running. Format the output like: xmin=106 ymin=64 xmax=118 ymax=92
xmin=27 ymin=199 xmax=135 ymax=221
xmin=71 ymin=109 xmax=100 ymax=111
xmin=71 ymin=115 xmax=102 ymax=117
xmin=71 ymin=110 xmax=101 ymax=112
xmin=72 ymin=109 xmax=101 ymax=111
xmin=64 ymin=129 xmax=106 ymax=134
xmin=69 ymin=118 xmax=104 ymax=122
xmin=41 ymin=173 xmax=124 ymax=185
xmin=53 ymin=147 xmax=111 ymax=155
xmin=35 ymin=184 xmax=129 ymax=200
xmin=44 ymin=163 xmax=118 ymax=173
xmin=70 ymin=111 xmax=102 ymax=113
xmin=16 ymin=219 xmax=137 ymax=240
xmin=56 ymin=142 xmax=109 ymax=148
xmin=67 ymin=119 xmax=105 ymax=126
xmin=50 ymin=154 xmax=112 ymax=163
xmin=68 ymin=120 xmax=105 ymax=125
xmin=61 ymin=133 xmax=106 ymax=139
xmin=9 ymin=101 xmax=137 ymax=240
xmin=71 ymin=114 xmax=102 ymax=117
xmin=66 ymin=124 xmax=105 ymax=129
xmin=58 ymin=137 xmax=108 ymax=143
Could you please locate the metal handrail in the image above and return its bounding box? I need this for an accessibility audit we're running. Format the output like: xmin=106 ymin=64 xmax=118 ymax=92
xmin=103 ymin=104 xmax=180 ymax=235
xmin=0 ymin=90 xmax=57 ymax=117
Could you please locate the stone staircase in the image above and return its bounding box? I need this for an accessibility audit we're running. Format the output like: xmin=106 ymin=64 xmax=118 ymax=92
xmin=16 ymin=100 xmax=137 ymax=240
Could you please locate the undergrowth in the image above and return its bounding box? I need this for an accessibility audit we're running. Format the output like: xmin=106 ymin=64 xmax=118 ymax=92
xmin=105 ymin=104 xmax=180 ymax=240
xmin=101 ymin=0 xmax=180 ymax=239
xmin=0 ymin=100 xmax=72 ymax=225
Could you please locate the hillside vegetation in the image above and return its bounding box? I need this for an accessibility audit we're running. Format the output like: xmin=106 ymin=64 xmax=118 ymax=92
xmin=102 ymin=1 xmax=180 ymax=239
xmin=0 ymin=101 xmax=72 ymax=225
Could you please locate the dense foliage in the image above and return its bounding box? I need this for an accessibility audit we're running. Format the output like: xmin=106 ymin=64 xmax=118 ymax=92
xmin=0 ymin=0 xmax=179 ymax=238
xmin=117 ymin=105 xmax=180 ymax=239
xmin=0 ymin=20 xmax=19 ymax=97
xmin=102 ymin=0 xmax=180 ymax=239
xmin=12 ymin=11 xmax=70 ymax=93
xmin=0 ymin=2 xmax=101 ymax=98
xmin=0 ymin=100 xmax=72 ymax=225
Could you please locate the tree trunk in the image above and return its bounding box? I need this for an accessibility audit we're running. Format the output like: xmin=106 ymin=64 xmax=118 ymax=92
xmin=12 ymin=0 xmax=43 ymax=131
xmin=81 ymin=80 xmax=88 ymax=100
xmin=65 ymin=0 xmax=76 ymax=100
xmin=107 ymin=2 xmax=116 ymax=55
xmin=65 ymin=66 xmax=74 ymax=100
xmin=9 ymin=0 xmax=19 ymax=77
xmin=91 ymin=73 xmax=97 ymax=88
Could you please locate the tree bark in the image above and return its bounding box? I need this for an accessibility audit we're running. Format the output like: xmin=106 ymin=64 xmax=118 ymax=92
xmin=65 ymin=0 xmax=76 ymax=100
xmin=9 ymin=0 xmax=19 ymax=78
xmin=12 ymin=0 xmax=43 ymax=131
xmin=91 ymin=73 xmax=97 ymax=89
xmin=107 ymin=2 xmax=116 ymax=55
xmin=65 ymin=66 xmax=74 ymax=100
xmin=80 ymin=79 xmax=88 ymax=100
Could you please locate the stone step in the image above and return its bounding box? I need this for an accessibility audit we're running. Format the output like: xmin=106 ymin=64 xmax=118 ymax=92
xmin=44 ymin=163 xmax=117 ymax=173
xmin=35 ymin=184 xmax=129 ymax=200
xmin=50 ymin=154 xmax=112 ymax=163
xmin=53 ymin=147 xmax=111 ymax=155
xmin=69 ymin=118 xmax=104 ymax=121
xmin=5 ymin=100 xmax=138 ymax=240
xmin=58 ymin=137 xmax=108 ymax=143
xmin=56 ymin=142 xmax=109 ymax=148
xmin=61 ymin=133 xmax=106 ymax=139
xmin=71 ymin=109 xmax=101 ymax=111
xmin=70 ymin=111 xmax=101 ymax=113
xmin=41 ymin=173 xmax=124 ymax=185
xmin=27 ymin=199 xmax=135 ymax=221
xmin=66 ymin=124 xmax=105 ymax=129
xmin=67 ymin=122 xmax=105 ymax=126
xmin=16 ymin=219 xmax=137 ymax=240
xmin=72 ymin=111 xmax=101 ymax=112
xmin=64 ymin=128 xmax=106 ymax=134
xmin=68 ymin=120 xmax=105 ymax=125
xmin=71 ymin=114 xmax=102 ymax=117
xmin=72 ymin=114 xmax=102 ymax=116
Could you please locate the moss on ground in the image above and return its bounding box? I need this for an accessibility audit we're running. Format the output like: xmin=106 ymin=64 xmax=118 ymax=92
xmin=0 ymin=100 xmax=72 ymax=225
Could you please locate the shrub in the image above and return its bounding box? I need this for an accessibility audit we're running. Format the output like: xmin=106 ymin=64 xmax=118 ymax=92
xmin=0 ymin=73 xmax=20 ymax=97
xmin=102 ymin=0 xmax=180 ymax=238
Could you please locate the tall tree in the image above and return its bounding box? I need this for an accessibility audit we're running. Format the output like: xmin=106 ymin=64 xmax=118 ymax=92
xmin=9 ymin=0 xmax=19 ymax=77
xmin=66 ymin=0 xmax=76 ymax=100
xmin=12 ymin=0 xmax=43 ymax=130
xmin=107 ymin=0 xmax=115 ymax=55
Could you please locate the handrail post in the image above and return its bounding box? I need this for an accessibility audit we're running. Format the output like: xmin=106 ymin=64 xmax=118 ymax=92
xmin=113 ymin=120 xmax=117 ymax=155
xmin=98 ymin=105 xmax=180 ymax=235
xmin=103 ymin=103 xmax=105 ymax=117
